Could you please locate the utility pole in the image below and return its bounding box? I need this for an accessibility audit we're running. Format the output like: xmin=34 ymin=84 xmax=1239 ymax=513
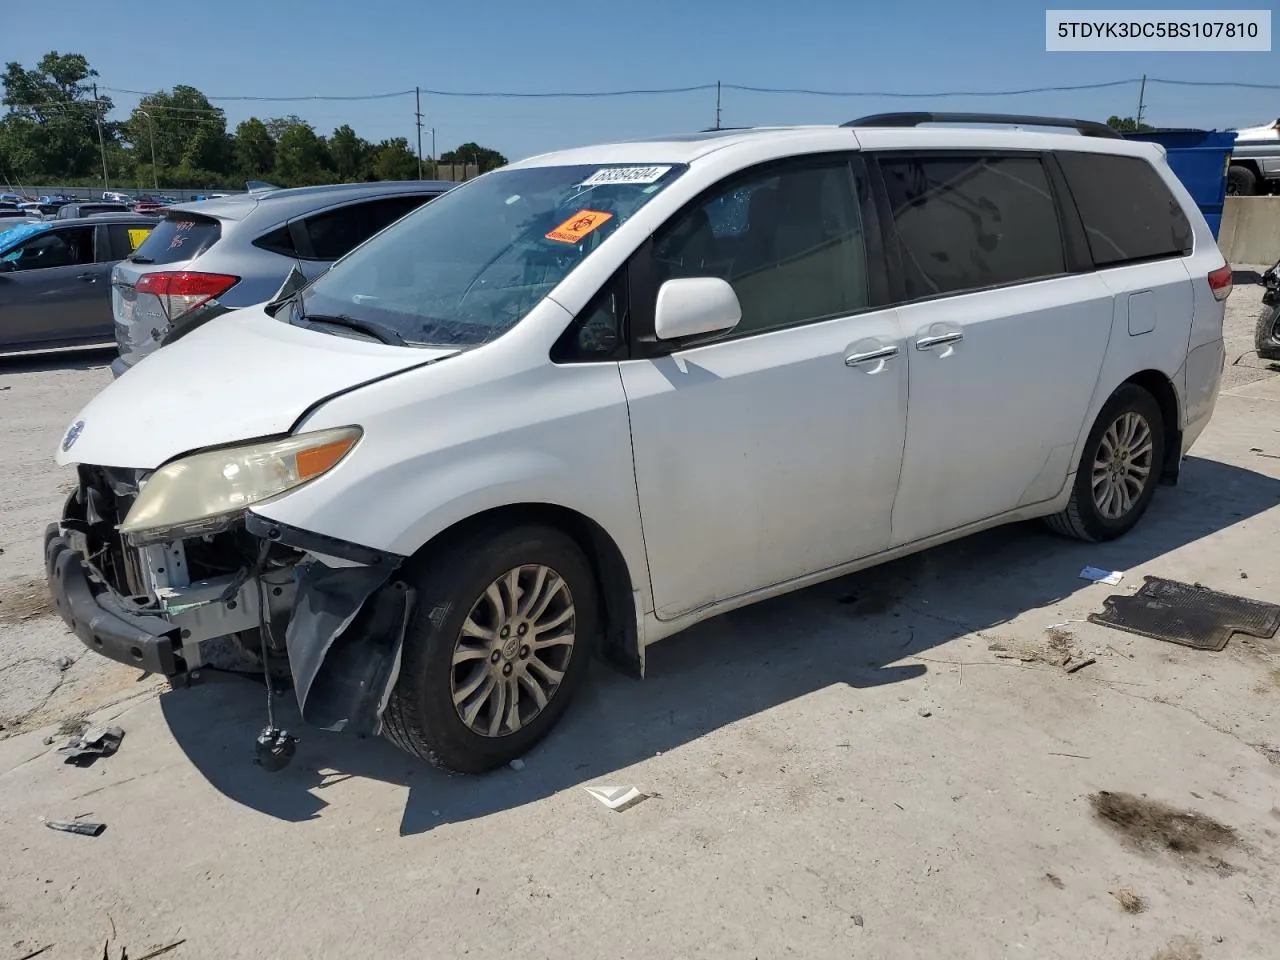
xmin=137 ymin=108 xmax=158 ymax=191
xmin=92 ymin=83 xmax=109 ymax=190
xmin=1136 ymin=74 xmax=1147 ymax=128
xmin=415 ymin=86 xmax=424 ymax=179
xmin=715 ymin=81 xmax=721 ymax=130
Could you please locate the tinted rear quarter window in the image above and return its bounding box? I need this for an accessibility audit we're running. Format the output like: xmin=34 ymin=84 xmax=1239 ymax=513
xmin=879 ymin=154 xmax=1065 ymax=300
xmin=302 ymin=193 xmax=436 ymax=261
xmin=132 ymin=214 xmax=221 ymax=265
xmin=1056 ymin=152 xmax=1192 ymax=266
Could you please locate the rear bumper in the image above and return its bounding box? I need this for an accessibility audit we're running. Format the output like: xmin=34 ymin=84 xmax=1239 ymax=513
xmin=44 ymin=523 xmax=181 ymax=675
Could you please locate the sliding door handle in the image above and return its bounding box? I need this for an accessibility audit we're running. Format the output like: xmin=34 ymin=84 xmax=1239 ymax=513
xmin=915 ymin=331 xmax=963 ymax=350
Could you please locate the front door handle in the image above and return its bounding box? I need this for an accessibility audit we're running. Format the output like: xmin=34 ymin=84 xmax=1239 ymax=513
xmin=76 ymin=273 xmax=97 ymax=282
xmin=915 ymin=331 xmax=963 ymax=351
xmin=845 ymin=344 xmax=899 ymax=367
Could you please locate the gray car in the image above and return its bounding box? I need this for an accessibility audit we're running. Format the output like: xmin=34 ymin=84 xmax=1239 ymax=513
xmin=54 ymin=201 xmax=133 ymax=220
xmin=0 ymin=214 xmax=159 ymax=352
xmin=111 ymin=180 xmax=453 ymax=375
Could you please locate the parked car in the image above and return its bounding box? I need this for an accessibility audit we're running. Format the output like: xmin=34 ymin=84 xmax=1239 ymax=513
xmin=0 ymin=214 xmax=158 ymax=351
xmin=55 ymin=201 xmax=132 ymax=220
xmin=110 ymin=179 xmax=451 ymax=375
xmin=48 ymin=114 xmax=1229 ymax=773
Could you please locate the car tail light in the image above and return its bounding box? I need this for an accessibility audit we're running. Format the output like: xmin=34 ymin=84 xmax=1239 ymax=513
xmin=1207 ymin=264 xmax=1233 ymax=302
xmin=134 ymin=271 xmax=239 ymax=322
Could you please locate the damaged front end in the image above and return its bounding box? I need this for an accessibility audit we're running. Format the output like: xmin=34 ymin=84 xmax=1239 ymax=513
xmin=46 ymin=465 xmax=413 ymax=738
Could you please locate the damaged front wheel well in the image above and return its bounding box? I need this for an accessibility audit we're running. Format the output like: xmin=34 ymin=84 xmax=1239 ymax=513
xmin=412 ymin=504 xmax=642 ymax=677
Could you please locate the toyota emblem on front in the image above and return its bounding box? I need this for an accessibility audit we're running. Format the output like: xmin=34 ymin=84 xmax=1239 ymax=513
xmin=62 ymin=420 xmax=85 ymax=452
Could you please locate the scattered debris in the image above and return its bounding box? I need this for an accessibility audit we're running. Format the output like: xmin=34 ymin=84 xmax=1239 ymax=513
xmin=916 ymin=707 xmax=932 ymax=718
xmin=132 ymin=938 xmax=187 ymax=960
xmin=1065 ymin=657 xmax=1096 ymax=674
xmin=1253 ymin=743 xmax=1280 ymax=766
xmin=43 ymin=817 xmax=105 ymax=837
xmin=1112 ymin=887 xmax=1146 ymax=913
xmin=54 ymin=655 xmax=73 ymax=671
xmin=57 ymin=714 xmax=88 ymax=737
xmin=509 ymin=758 xmax=525 ymax=771
xmin=16 ymin=945 xmax=52 ymax=960
xmin=1090 ymin=791 xmax=1237 ymax=868
xmin=986 ymin=641 xmax=1008 ymax=652
xmin=851 ymin=914 xmax=864 ymax=927
xmin=584 ymin=785 xmax=649 ymax=812
xmin=1080 ymin=566 xmax=1124 ymax=586
xmin=1150 ymin=935 xmax=1203 ymax=960
xmin=1044 ymin=872 xmax=1065 ymax=889
xmin=1090 ymin=576 xmax=1280 ymax=652
xmin=1048 ymin=752 xmax=1091 ymax=760
xmin=57 ymin=726 xmax=124 ymax=766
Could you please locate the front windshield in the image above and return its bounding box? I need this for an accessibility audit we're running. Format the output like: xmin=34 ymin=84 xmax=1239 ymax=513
xmin=296 ymin=163 xmax=685 ymax=347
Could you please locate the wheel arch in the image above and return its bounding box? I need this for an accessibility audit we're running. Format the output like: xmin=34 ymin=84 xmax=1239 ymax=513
xmin=1123 ymin=369 xmax=1183 ymax=483
xmin=409 ymin=502 xmax=644 ymax=678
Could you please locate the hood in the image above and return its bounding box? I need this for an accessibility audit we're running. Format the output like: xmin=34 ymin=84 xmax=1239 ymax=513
xmin=57 ymin=305 xmax=458 ymax=469
xmin=1233 ymin=120 xmax=1280 ymax=143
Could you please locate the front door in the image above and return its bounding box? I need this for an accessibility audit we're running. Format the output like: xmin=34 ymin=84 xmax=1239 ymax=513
xmin=0 ymin=225 xmax=104 ymax=348
xmin=874 ymin=152 xmax=1114 ymax=546
xmin=620 ymin=156 xmax=908 ymax=619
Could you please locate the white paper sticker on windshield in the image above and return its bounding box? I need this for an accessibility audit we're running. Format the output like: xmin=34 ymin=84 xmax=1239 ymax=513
xmin=578 ymin=165 xmax=672 ymax=187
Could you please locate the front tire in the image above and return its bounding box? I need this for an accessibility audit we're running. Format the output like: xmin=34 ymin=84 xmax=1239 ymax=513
xmin=1045 ymin=384 xmax=1165 ymax=542
xmin=383 ymin=524 xmax=597 ymax=773
xmin=1255 ymin=302 xmax=1280 ymax=361
xmin=1227 ymin=164 xmax=1258 ymax=197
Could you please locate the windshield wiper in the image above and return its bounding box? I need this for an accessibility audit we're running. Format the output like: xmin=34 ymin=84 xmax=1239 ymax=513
xmin=128 ymin=254 xmax=154 ymax=264
xmin=299 ymin=311 xmax=406 ymax=346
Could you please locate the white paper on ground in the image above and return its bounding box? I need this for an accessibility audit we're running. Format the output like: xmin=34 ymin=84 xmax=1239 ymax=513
xmin=1079 ymin=565 xmax=1124 ymax=586
xmin=583 ymin=784 xmax=646 ymax=811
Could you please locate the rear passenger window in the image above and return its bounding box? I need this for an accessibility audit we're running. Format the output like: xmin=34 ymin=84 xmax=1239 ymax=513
xmin=254 ymin=225 xmax=297 ymax=257
xmin=301 ymin=194 xmax=434 ymax=262
xmin=650 ymin=160 xmax=869 ymax=337
xmin=880 ymin=155 xmax=1065 ymax=300
xmin=132 ymin=215 xmax=221 ymax=265
xmin=1057 ymin=152 xmax=1193 ymax=267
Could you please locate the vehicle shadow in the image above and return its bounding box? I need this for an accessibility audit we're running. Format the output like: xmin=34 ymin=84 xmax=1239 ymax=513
xmin=0 ymin=345 xmax=115 ymax=374
xmin=158 ymin=453 xmax=1280 ymax=835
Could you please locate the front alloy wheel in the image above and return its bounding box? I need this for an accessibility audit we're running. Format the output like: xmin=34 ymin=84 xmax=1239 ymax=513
xmin=382 ymin=524 xmax=597 ymax=773
xmin=451 ymin=565 xmax=577 ymax=737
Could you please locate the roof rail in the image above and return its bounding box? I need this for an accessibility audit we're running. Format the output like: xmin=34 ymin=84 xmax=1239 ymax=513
xmin=843 ymin=112 xmax=1121 ymax=139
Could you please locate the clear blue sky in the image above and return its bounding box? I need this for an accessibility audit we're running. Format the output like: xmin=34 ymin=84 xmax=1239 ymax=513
xmin=6 ymin=0 xmax=1276 ymax=161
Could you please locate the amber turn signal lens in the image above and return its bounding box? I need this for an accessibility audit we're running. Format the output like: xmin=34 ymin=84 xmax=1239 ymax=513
xmin=295 ymin=437 xmax=357 ymax=480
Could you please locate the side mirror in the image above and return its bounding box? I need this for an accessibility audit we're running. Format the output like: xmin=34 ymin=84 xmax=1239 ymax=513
xmin=653 ymin=277 xmax=741 ymax=341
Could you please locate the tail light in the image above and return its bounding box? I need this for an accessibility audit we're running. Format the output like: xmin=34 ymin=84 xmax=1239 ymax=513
xmin=135 ymin=271 xmax=239 ymax=322
xmin=1207 ymin=264 xmax=1233 ymax=302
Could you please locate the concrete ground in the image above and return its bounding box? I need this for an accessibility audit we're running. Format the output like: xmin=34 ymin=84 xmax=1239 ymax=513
xmin=1 ymin=275 xmax=1278 ymax=960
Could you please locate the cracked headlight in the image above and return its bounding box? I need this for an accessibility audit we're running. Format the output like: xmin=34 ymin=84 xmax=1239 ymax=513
xmin=120 ymin=427 xmax=361 ymax=543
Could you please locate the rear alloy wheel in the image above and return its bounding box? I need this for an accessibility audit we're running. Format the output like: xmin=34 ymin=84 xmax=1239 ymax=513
xmin=1045 ymin=384 xmax=1165 ymax=542
xmin=382 ymin=525 xmax=596 ymax=773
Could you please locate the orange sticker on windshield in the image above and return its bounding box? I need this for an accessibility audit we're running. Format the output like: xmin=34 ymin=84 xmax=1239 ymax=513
xmin=545 ymin=209 xmax=613 ymax=244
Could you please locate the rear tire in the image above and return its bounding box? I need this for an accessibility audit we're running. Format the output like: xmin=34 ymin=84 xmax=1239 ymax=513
xmin=1045 ymin=384 xmax=1165 ymax=543
xmin=382 ymin=524 xmax=596 ymax=773
xmin=1255 ymin=302 xmax=1280 ymax=361
xmin=1227 ymin=164 xmax=1258 ymax=197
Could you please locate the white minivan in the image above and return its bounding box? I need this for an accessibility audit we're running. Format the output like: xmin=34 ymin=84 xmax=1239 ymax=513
xmin=47 ymin=114 xmax=1230 ymax=773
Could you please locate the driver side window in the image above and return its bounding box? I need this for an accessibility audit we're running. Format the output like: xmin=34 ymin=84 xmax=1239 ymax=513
xmin=4 ymin=228 xmax=95 ymax=272
xmin=647 ymin=159 xmax=869 ymax=339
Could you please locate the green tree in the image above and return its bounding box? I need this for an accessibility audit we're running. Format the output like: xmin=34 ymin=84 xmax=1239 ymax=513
xmin=1106 ymin=115 xmax=1153 ymax=133
xmin=1 ymin=51 xmax=111 ymax=180
xmin=124 ymin=85 xmax=231 ymax=185
xmin=329 ymin=124 xmax=371 ymax=181
xmin=370 ymin=137 xmax=418 ymax=180
xmin=232 ymin=117 xmax=275 ymax=179
xmin=273 ymin=120 xmax=332 ymax=185
xmin=438 ymin=141 xmax=507 ymax=173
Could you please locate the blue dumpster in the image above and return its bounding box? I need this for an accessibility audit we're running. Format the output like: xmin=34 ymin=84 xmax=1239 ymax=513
xmin=1123 ymin=129 xmax=1238 ymax=239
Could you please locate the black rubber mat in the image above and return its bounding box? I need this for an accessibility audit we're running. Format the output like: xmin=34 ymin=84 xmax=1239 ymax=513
xmin=1089 ymin=576 xmax=1280 ymax=651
